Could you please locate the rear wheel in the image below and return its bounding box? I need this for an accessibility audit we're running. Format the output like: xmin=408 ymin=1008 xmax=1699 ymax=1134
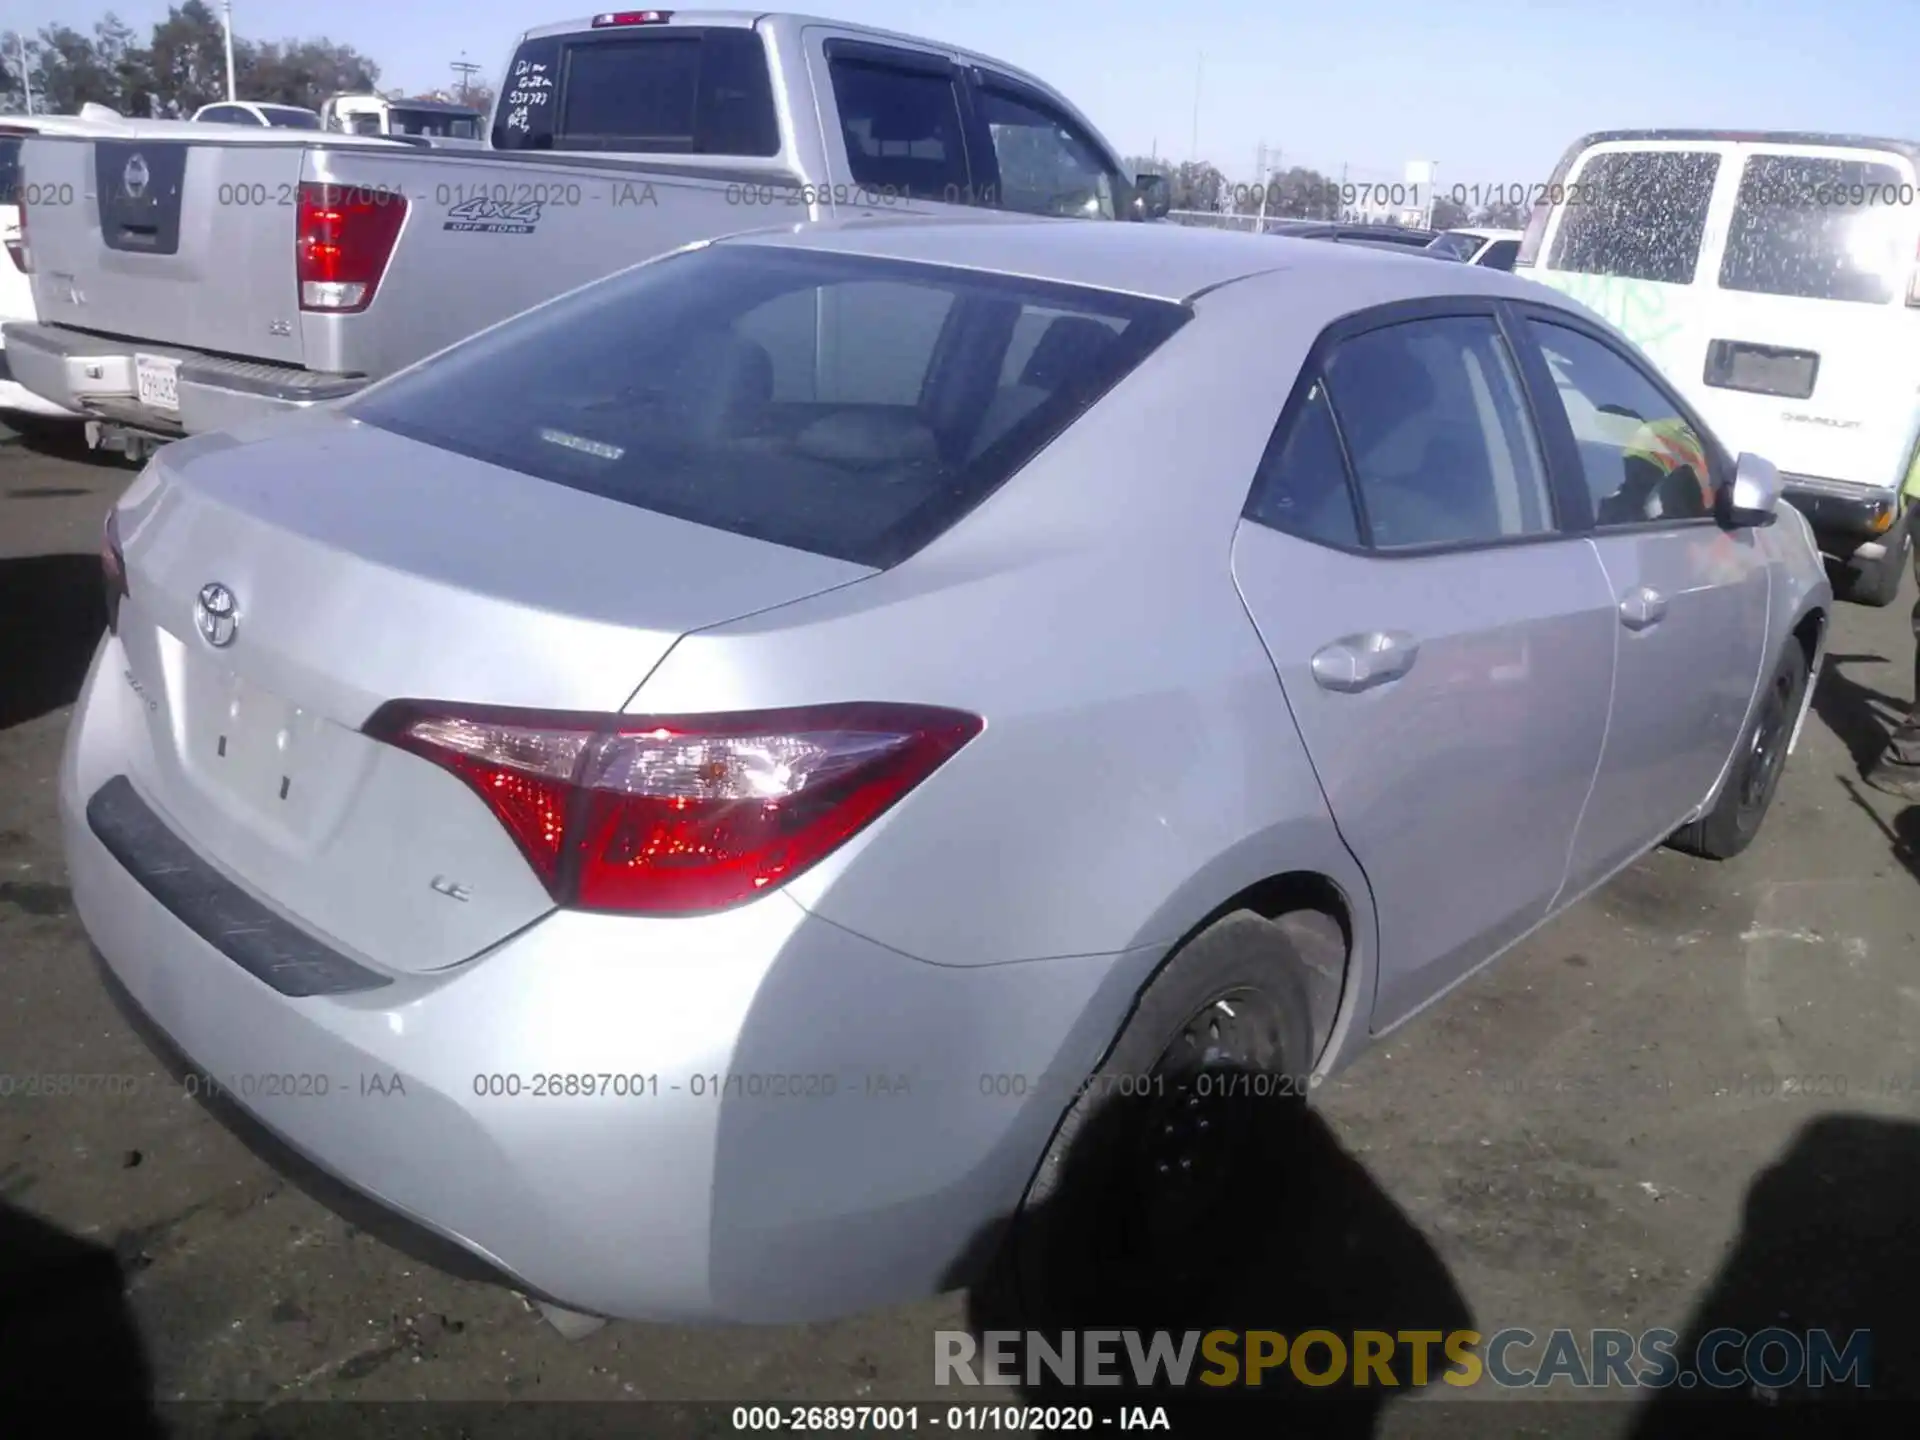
xmin=1669 ymin=637 xmax=1811 ymax=860
xmin=1003 ymin=911 xmax=1316 ymax=1316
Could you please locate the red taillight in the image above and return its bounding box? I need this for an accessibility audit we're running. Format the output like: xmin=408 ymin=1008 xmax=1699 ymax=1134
xmin=592 ymin=9 xmax=672 ymax=25
xmin=295 ymin=181 xmax=407 ymax=313
xmin=101 ymin=509 xmax=128 ymax=633
xmin=363 ymin=700 xmax=983 ymax=915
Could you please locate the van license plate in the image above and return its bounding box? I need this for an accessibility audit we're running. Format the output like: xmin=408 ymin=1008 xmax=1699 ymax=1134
xmin=134 ymin=354 xmax=180 ymax=412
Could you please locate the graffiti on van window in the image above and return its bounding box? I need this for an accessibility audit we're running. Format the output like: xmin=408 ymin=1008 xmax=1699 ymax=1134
xmin=1533 ymin=273 xmax=1686 ymax=372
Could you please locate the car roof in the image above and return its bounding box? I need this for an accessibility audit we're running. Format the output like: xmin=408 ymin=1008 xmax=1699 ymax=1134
xmin=721 ymin=214 xmax=1567 ymax=306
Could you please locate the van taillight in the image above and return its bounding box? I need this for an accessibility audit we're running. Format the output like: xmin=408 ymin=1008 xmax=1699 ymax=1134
xmin=296 ymin=181 xmax=408 ymax=313
xmin=7 ymin=193 xmax=29 ymax=274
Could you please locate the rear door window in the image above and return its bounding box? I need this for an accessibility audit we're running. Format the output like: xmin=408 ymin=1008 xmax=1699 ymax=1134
xmin=1548 ymin=149 xmax=1722 ymax=284
xmin=1479 ymin=239 xmax=1519 ymax=270
xmin=493 ymin=27 xmax=779 ymax=155
xmin=827 ymin=51 xmax=974 ymax=200
xmin=0 ymin=139 xmax=19 ymax=207
xmin=1719 ymin=153 xmax=1911 ymax=305
xmin=349 ymin=246 xmax=1187 ymax=568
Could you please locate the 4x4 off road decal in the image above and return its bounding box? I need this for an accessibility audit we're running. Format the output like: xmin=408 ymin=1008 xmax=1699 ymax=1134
xmin=443 ymin=196 xmax=542 ymax=234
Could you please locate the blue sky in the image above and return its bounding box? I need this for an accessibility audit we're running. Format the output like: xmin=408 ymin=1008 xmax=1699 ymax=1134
xmin=10 ymin=0 xmax=1912 ymax=187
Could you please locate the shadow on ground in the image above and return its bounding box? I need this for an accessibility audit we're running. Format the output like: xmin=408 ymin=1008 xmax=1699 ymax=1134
xmin=0 ymin=553 xmax=107 ymax=731
xmin=963 ymin=1066 xmax=1474 ymax=1435
xmin=0 ymin=415 xmax=134 ymax=468
xmin=1629 ymin=1113 xmax=1920 ymax=1438
xmin=1811 ymin=652 xmax=1904 ymax=778
xmin=0 ymin=1199 xmax=167 ymax=1430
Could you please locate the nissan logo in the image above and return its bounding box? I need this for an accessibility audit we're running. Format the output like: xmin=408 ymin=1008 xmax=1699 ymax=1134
xmin=123 ymin=154 xmax=149 ymax=198
xmin=194 ymin=582 xmax=239 ymax=648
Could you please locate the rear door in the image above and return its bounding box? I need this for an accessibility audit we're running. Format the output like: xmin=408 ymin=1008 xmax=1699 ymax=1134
xmin=1691 ymin=142 xmax=1920 ymax=491
xmin=1229 ymin=300 xmax=1617 ymax=1029
xmin=1531 ymin=140 xmax=1732 ymax=383
xmin=1516 ymin=306 xmax=1771 ymax=894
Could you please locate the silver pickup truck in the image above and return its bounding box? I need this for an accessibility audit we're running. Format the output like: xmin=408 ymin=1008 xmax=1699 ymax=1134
xmin=6 ymin=10 xmax=1169 ymax=456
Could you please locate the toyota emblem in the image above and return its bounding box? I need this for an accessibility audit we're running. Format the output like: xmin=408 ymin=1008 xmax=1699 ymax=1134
xmin=194 ymin=582 xmax=239 ymax=647
xmin=123 ymin=154 xmax=149 ymax=198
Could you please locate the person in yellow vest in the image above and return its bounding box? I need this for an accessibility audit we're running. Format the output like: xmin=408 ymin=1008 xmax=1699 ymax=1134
xmin=1864 ymin=450 xmax=1920 ymax=799
xmin=1599 ymin=415 xmax=1716 ymax=526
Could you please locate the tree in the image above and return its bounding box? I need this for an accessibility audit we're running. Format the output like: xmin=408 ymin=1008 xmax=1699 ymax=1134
xmin=461 ymin=81 xmax=494 ymax=119
xmin=1472 ymin=199 xmax=1528 ymax=230
xmin=147 ymin=0 xmax=229 ymax=115
xmin=1168 ymin=159 xmax=1227 ymax=212
xmin=1429 ymin=195 xmax=1470 ymax=231
xmin=0 ymin=32 xmax=42 ymax=114
xmin=240 ymin=36 xmax=377 ymax=109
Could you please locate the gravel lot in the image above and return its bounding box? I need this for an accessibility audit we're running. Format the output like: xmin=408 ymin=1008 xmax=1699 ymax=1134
xmin=4 ymin=419 xmax=1917 ymax=1437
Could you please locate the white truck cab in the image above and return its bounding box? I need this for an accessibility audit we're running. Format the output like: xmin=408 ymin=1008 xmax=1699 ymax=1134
xmin=320 ymin=94 xmax=487 ymax=147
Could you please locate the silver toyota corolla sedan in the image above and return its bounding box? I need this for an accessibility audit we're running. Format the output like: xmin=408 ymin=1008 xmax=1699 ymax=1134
xmin=62 ymin=216 xmax=1830 ymax=1325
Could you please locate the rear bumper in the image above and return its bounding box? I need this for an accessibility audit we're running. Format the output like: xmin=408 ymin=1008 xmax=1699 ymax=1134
xmin=1 ymin=322 xmax=366 ymax=439
xmin=1780 ymin=472 xmax=1900 ymax=545
xmin=59 ymin=633 xmax=1122 ymax=1323
xmin=0 ymin=340 xmax=81 ymax=418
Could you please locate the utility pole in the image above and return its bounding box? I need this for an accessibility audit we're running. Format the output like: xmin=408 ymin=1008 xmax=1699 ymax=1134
xmin=450 ymin=55 xmax=482 ymax=105
xmin=1189 ymin=52 xmax=1202 ymax=166
xmin=14 ymin=33 xmax=32 ymax=115
xmin=222 ymin=0 xmax=237 ymax=101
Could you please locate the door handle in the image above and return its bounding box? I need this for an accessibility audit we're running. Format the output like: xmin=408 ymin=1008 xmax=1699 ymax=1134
xmin=1311 ymin=631 xmax=1420 ymax=693
xmin=1618 ymin=585 xmax=1668 ymax=630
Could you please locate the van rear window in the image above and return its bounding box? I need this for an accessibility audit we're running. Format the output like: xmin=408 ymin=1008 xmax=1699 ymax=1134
xmin=0 ymin=138 xmax=18 ymax=207
xmin=348 ymin=246 xmax=1187 ymax=569
xmin=493 ymin=26 xmax=779 ymax=156
xmin=1547 ymin=150 xmax=1721 ymax=285
xmin=1719 ymin=154 xmax=1910 ymax=305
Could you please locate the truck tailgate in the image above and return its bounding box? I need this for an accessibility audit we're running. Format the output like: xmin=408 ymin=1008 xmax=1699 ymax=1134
xmin=26 ymin=134 xmax=310 ymax=366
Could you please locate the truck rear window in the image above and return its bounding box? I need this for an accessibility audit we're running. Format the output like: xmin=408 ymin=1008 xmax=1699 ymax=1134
xmin=1719 ymin=154 xmax=1910 ymax=305
xmin=1547 ymin=149 xmax=1721 ymax=285
xmin=493 ymin=26 xmax=779 ymax=156
xmin=349 ymin=245 xmax=1187 ymax=569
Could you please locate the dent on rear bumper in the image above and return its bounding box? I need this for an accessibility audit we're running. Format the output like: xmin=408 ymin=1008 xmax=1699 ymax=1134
xmin=58 ymin=636 xmax=1132 ymax=1322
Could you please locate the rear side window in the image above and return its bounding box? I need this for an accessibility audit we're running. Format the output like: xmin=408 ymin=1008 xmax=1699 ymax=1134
xmin=1720 ymin=154 xmax=1910 ymax=305
xmin=493 ymin=28 xmax=779 ymax=156
xmin=349 ymin=246 xmax=1186 ymax=568
xmin=1321 ymin=317 xmax=1554 ymax=548
xmin=1245 ymin=380 xmax=1362 ymax=548
xmin=0 ymin=139 xmax=19 ymax=207
xmin=828 ymin=56 xmax=972 ymax=200
xmin=1548 ymin=150 xmax=1721 ymax=284
xmin=1479 ymin=240 xmax=1519 ymax=270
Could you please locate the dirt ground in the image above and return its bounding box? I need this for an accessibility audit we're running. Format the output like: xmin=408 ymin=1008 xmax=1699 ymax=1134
xmin=4 ymin=420 xmax=1917 ymax=1438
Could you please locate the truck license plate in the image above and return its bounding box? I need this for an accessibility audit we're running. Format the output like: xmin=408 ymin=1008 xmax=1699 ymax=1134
xmin=134 ymin=353 xmax=180 ymax=412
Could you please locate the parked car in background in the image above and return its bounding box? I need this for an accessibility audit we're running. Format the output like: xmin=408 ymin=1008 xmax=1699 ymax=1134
xmin=6 ymin=10 xmax=1171 ymax=457
xmin=191 ymin=102 xmax=324 ymax=129
xmin=319 ymin=93 xmax=486 ymax=146
xmin=62 ymin=219 xmax=1827 ymax=1327
xmin=1 ymin=116 xmax=110 ymax=424
xmin=1431 ymin=226 xmax=1521 ymax=268
xmin=1518 ymin=128 xmax=1920 ymax=605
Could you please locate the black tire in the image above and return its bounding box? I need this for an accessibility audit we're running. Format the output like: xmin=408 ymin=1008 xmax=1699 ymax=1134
xmin=1833 ymin=517 xmax=1910 ymax=608
xmin=1669 ymin=637 xmax=1811 ymax=860
xmin=1002 ymin=910 xmax=1316 ymax=1320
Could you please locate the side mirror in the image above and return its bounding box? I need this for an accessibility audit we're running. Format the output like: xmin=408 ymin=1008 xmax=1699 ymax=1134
xmin=1725 ymin=451 xmax=1782 ymax=527
xmin=1130 ymin=173 xmax=1172 ymax=221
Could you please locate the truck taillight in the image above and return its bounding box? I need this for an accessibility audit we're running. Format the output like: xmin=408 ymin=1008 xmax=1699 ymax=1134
xmin=296 ymin=181 xmax=408 ymax=313
xmin=363 ymin=700 xmax=982 ymax=915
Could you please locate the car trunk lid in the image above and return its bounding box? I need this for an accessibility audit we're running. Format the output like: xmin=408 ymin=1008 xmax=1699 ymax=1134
xmin=109 ymin=412 xmax=874 ymax=973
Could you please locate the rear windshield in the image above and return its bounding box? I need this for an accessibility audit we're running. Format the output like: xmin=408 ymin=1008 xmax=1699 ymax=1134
xmin=261 ymin=107 xmax=322 ymax=130
xmin=1719 ymin=154 xmax=1911 ymax=305
xmin=349 ymin=246 xmax=1187 ymax=568
xmin=492 ymin=26 xmax=778 ymax=156
xmin=1547 ymin=149 xmax=1721 ymax=284
xmin=391 ymin=108 xmax=481 ymax=139
xmin=0 ymin=139 xmax=18 ymax=207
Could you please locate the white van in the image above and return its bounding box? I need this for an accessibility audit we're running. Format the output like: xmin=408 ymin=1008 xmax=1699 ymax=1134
xmin=1517 ymin=129 xmax=1920 ymax=605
